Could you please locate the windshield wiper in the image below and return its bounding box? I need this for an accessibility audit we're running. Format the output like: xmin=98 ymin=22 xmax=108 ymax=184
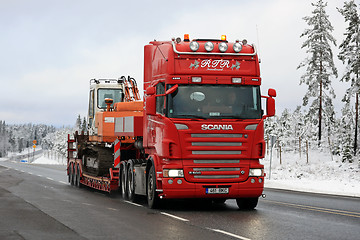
xmin=176 ymin=114 xmax=207 ymax=119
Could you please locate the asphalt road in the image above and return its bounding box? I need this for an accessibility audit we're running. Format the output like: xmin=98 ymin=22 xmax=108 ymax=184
xmin=0 ymin=160 xmax=359 ymax=240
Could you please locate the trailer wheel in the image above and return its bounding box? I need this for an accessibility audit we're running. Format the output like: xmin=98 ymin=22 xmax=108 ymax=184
xmin=236 ymin=197 xmax=258 ymax=210
xmin=70 ymin=164 xmax=75 ymax=186
xmin=76 ymin=165 xmax=82 ymax=188
xmin=120 ymin=163 xmax=127 ymax=199
xmin=147 ymin=165 xmax=160 ymax=209
xmin=127 ymin=161 xmax=136 ymax=201
xmin=67 ymin=165 xmax=71 ymax=183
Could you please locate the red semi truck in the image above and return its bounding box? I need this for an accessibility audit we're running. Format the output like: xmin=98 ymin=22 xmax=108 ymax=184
xmin=67 ymin=34 xmax=276 ymax=209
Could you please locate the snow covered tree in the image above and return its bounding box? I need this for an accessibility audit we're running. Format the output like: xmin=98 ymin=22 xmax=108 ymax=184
xmin=81 ymin=117 xmax=87 ymax=132
xmin=297 ymin=0 xmax=338 ymax=146
xmin=337 ymin=102 xmax=355 ymax=162
xmin=338 ymin=0 xmax=360 ymax=155
xmin=75 ymin=114 xmax=82 ymax=131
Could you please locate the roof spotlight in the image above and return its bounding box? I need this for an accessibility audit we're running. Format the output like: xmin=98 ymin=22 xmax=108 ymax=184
xmin=233 ymin=42 xmax=243 ymax=52
xmin=219 ymin=42 xmax=228 ymax=52
xmin=204 ymin=41 xmax=214 ymax=52
xmin=189 ymin=41 xmax=199 ymax=51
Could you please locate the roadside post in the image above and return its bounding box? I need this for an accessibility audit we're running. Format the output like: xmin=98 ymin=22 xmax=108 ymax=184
xmin=32 ymin=140 xmax=37 ymax=163
xmin=269 ymin=135 xmax=277 ymax=180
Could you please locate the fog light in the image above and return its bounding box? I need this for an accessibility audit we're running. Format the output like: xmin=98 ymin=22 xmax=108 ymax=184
xmin=168 ymin=179 xmax=173 ymax=184
xmin=251 ymin=179 xmax=255 ymax=183
xmin=177 ymin=179 xmax=182 ymax=184
xmin=259 ymin=178 xmax=263 ymax=183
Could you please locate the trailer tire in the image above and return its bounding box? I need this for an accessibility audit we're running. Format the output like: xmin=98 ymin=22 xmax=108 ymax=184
xmin=147 ymin=165 xmax=160 ymax=209
xmin=236 ymin=197 xmax=258 ymax=210
xmin=70 ymin=164 xmax=75 ymax=186
xmin=76 ymin=165 xmax=82 ymax=188
xmin=127 ymin=160 xmax=136 ymax=201
xmin=120 ymin=163 xmax=127 ymax=200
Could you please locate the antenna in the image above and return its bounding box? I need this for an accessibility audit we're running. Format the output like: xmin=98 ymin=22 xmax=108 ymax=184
xmin=256 ymin=24 xmax=261 ymax=62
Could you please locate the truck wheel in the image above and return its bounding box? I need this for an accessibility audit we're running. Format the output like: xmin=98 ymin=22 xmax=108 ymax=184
xmin=236 ymin=197 xmax=258 ymax=210
xmin=127 ymin=161 xmax=136 ymax=201
xmin=120 ymin=163 xmax=127 ymax=199
xmin=147 ymin=165 xmax=160 ymax=209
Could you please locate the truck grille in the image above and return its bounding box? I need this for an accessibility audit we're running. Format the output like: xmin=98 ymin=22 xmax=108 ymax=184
xmin=188 ymin=133 xmax=245 ymax=156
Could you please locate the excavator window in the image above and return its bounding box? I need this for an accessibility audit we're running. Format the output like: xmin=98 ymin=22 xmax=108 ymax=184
xmin=97 ymin=88 xmax=124 ymax=109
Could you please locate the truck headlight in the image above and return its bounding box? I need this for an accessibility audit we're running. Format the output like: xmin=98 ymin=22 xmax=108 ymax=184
xmin=163 ymin=169 xmax=184 ymax=178
xmin=249 ymin=168 xmax=264 ymax=177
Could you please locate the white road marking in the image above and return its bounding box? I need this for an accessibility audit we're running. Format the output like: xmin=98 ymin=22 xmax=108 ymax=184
xmin=37 ymin=174 xmax=42 ymax=177
xmin=46 ymin=177 xmax=54 ymax=181
xmin=207 ymin=228 xmax=251 ymax=240
xmin=59 ymin=181 xmax=67 ymax=184
xmin=160 ymin=212 xmax=189 ymax=222
xmin=124 ymin=200 xmax=143 ymax=207
xmin=82 ymin=202 xmax=93 ymax=206
xmin=107 ymin=207 xmax=118 ymax=211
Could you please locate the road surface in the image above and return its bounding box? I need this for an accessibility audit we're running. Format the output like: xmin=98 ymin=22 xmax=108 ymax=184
xmin=0 ymin=160 xmax=359 ymax=240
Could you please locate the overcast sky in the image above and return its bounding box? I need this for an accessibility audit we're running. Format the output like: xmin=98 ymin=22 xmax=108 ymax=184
xmin=0 ymin=0 xmax=354 ymax=127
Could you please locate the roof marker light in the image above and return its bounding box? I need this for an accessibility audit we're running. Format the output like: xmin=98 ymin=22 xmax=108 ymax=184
xmin=221 ymin=35 xmax=227 ymax=41
xmin=184 ymin=34 xmax=190 ymax=42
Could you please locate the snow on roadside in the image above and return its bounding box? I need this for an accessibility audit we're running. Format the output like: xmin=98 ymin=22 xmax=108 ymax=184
xmin=262 ymin=150 xmax=360 ymax=197
xmin=32 ymin=156 xmax=65 ymax=165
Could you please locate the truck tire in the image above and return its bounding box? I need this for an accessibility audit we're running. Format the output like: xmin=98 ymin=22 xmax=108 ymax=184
xmin=127 ymin=160 xmax=136 ymax=201
xmin=147 ymin=165 xmax=160 ymax=209
xmin=236 ymin=197 xmax=258 ymax=210
xmin=120 ymin=163 xmax=127 ymax=199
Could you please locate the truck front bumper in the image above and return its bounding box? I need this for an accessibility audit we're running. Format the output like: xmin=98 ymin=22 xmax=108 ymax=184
xmin=159 ymin=177 xmax=264 ymax=199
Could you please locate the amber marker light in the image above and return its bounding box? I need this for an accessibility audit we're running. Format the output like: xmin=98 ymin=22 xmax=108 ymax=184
xmin=221 ymin=35 xmax=227 ymax=41
xmin=184 ymin=34 xmax=190 ymax=42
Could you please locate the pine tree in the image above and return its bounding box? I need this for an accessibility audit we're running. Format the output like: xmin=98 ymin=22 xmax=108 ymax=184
xmin=297 ymin=0 xmax=338 ymax=146
xmin=339 ymin=102 xmax=354 ymax=162
xmin=81 ymin=117 xmax=87 ymax=133
xmin=76 ymin=114 xmax=82 ymax=131
xmin=338 ymin=0 xmax=360 ymax=155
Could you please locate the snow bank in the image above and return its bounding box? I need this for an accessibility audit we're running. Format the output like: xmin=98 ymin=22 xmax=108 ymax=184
xmin=32 ymin=156 xmax=65 ymax=165
xmin=262 ymin=150 xmax=360 ymax=197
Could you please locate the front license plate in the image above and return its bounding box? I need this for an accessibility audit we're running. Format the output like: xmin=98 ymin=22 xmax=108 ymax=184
xmin=206 ymin=188 xmax=229 ymax=194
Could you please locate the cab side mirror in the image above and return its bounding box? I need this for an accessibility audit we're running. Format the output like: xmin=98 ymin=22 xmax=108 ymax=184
xmin=145 ymin=87 xmax=156 ymax=115
xmin=262 ymin=88 xmax=276 ymax=118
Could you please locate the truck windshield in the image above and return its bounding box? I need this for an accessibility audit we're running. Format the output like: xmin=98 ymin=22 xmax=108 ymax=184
xmin=167 ymin=84 xmax=261 ymax=119
xmin=97 ymin=88 xmax=124 ymax=109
